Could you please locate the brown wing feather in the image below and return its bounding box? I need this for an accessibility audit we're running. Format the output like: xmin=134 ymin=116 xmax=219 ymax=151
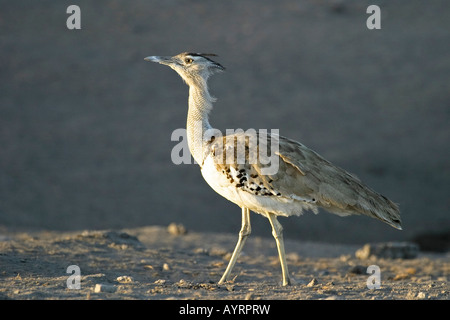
xmin=207 ymin=131 xmax=401 ymax=229
xmin=274 ymin=135 xmax=401 ymax=229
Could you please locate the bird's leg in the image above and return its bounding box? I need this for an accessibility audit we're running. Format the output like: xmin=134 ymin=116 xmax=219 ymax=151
xmin=267 ymin=213 xmax=291 ymax=286
xmin=218 ymin=207 xmax=251 ymax=284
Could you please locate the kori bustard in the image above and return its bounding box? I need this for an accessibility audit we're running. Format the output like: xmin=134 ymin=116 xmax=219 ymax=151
xmin=145 ymin=52 xmax=401 ymax=286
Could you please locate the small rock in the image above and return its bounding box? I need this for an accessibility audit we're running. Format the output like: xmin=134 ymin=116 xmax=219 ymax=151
xmin=103 ymin=231 xmax=143 ymax=249
xmin=393 ymin=273 xmax=410 ymax=281
xmin=307 ymin=278 xmax=318 ymax=287
xmin=194 ymin=248 xmax=209 ymax=255
xmin=393 ymin=267 xmax=417 ymax=281
xmin=116 ymin=276 xmax=134 ymax=283
xmin=322 ymin=295 xmax=343 ymax=300
xmin=163 ymin=263 xmax=170 ymax=271
xmin=417 ymin=292 xmax=427 ymax=299
xmin=154 ymin=279 xmax=166 ymax=285
xmin=94 ymin=284 xmax=117 ymax=293
xmin=167 ymin=223 xmax=187 ymax=236
xmin=407 ymin=290 xmax=428 ymax=300
xmin=176 ymin=279 xmax=191 ymax=288
xmin=406 ymin=290 xmax=416 ymax=300
xmin=355 ymin=242 xmax=419 ymax=260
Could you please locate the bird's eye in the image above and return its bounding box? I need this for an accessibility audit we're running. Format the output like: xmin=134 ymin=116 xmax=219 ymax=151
xmin=184 ymin=58 xmax=193 ymax=64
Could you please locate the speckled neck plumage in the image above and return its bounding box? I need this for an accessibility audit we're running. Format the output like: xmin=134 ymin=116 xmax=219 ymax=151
xmin=186 ymin=77 xmax=215 ymax=165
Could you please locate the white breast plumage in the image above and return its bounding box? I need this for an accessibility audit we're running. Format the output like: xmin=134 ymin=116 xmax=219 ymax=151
xmin=200 ymin=153 xmax=317 ymax=218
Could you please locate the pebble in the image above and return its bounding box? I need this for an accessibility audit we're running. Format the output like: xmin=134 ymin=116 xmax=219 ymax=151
xmin=194 ymin=248 xmax=209 ymax=255
xmin=116 ymin=276 xmax=134 ymax=283
xmin=355 ymin=242 xmax=419 ymax=260
xmin=322 ymin=295 xmax=343 ymax=300
xmin=154 ymin=279 xmax=166 ymax=285
xmin=163 ymin=263 xmax=170 ymax=271
xmin=407 ymin=290 xmax=428 ymax=300
xmin=167 ymin=223 xmax=187 ymax=236
xmin=393 ymin=267 xmax=417 ymax=281
xmin=176 ymin=279 xmax=192 ymax=288
xmin=307 ymin=278 xmax=318 ymax=287
xmin=94 ymin=284 xmax=117 ymax=293
xmin=417 ymin=292 xmax=427 ymax=299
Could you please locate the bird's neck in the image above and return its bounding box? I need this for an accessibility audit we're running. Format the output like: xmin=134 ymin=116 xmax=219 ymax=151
xmin=186 ymin=78 xmax=214 ymax=165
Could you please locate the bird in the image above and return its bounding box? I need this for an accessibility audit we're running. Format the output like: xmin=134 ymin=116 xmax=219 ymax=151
xmin=144 ymin=52 xmax=401 ymax=286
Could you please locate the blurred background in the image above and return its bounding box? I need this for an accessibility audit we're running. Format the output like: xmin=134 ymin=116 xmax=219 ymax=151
xmin=1 ymin=0 xmax=449 ymax=248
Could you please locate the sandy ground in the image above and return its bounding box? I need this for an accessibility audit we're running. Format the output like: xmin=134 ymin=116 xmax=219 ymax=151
xmin=1 ymin=225 xmax=448 ymax=300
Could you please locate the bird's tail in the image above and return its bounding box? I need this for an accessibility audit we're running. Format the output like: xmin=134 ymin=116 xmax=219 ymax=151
xmin=358 ymin=190 xmax=402 ymax=230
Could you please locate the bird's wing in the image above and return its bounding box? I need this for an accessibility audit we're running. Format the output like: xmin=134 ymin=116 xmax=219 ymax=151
xmin=274 ymin=134 xmax=400 ymax=226
xmin=207 ymin=131 xmax=401 ymax=228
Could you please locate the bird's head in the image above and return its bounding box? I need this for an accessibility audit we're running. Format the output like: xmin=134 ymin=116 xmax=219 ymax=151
xmin=145 ymin=52 xmax=225 ymax=86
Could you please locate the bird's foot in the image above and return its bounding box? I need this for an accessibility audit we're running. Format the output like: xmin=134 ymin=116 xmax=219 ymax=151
xmin=280 ymin=276 xmax=297 ymax=286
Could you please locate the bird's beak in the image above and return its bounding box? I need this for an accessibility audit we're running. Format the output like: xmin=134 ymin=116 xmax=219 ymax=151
xmin=144 ymin=56 xmax=174 ymax=66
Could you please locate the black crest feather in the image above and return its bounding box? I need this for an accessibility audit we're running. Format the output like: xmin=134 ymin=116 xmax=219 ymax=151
xmin=186 ymin=52 xmax=225 ymax=70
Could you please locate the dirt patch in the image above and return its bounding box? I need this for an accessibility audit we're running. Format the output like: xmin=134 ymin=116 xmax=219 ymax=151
xmin=1 ymin=226 xmax=448 ymax=300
